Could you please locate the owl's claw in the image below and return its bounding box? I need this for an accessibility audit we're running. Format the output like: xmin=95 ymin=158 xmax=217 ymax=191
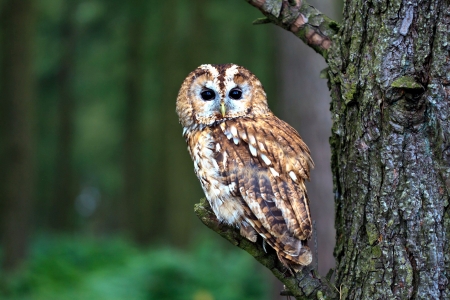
xmin=262 ymin=239 xmax=268 ymax=253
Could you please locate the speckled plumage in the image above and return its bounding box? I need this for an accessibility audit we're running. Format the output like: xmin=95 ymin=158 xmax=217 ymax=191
xmin=176 ymin=64 xmax=314 ymax=269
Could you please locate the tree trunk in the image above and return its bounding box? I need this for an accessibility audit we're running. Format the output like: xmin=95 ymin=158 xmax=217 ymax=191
xmin=194 ymin=0 xmax=450 ymax=298
xmin=0 ymin=0 xmax=36 ymax=272
xmin=328 ymin=0 xmax=450 ymax=298
xmin=50 ymin=0 xmax=77 ymax=231
xmin=160 ymin=0 xmax=210 ymax=246
xmin=122 ymin=0 xmax=145 ymax=242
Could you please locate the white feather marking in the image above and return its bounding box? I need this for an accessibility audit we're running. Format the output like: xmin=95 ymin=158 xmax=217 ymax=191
xmin=200 ymin=64 xmax=219 ymax=78
xmin=230 ymin=126 xmax=237 ymax=136
xmin=228 ymin=182 xmax=236 ymax=191
xmin=240 ymin=131 xmax=247 ymax=139
xmin=213 ymin=188 xmax=221 ymax=196
xmin=225 ymin=64 xmax=239 ymax=77
xmin=248 ymin=144 xmax=257 ymax=157
xmin=258 ymin=142 xmax=265 ymax=151
xmin=260 ymin=154 xmax=271 ymax=165
xmin=220 ymin=122 xmax=226 ymax=131
xmin=182 ymin=127 xmax=187 ymax=136
xmin=289 ymin=171 xmax=297 ymax=181
xmin=269 ymin=167 xmax=280 ymax=177
xmin=211 ymin=179 xmax=219 ymax=186
xmin=248 ymin=135 xmax=256 ymax=145
xmin=233 ymin=137 xmax=239 ymax=145
xmin=224 ymin=65 xmax=239 ymax=92
xmin=223 ymin=151 xmax=228 ymax=168
xmin=226 ymin=132 xmax=233 ymax=140
xmin=215 ymin=143 xmax=221 ymax=152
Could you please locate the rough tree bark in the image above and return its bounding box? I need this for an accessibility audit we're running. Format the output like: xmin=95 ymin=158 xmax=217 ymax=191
xmin=194 ymin=0 xmax=450 ymax=299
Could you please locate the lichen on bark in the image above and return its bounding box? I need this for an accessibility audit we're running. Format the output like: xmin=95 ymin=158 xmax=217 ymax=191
xmin=327 ymin=0 xmax=450 ymax=298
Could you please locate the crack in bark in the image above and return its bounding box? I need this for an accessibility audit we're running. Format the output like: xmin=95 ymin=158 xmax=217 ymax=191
xmin=405 ymin=245 xmax=419 ymax=298
xmin=422 ymin=1 xmax=440 ymax=87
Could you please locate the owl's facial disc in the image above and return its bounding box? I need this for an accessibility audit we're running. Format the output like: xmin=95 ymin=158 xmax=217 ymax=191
xmin=182 ymin=64 xmax=270 ymax=127
xmin=222 ymin=80 xmax=253 ymax=119
xmin=189 ymin=72 xmax=223 ymax=125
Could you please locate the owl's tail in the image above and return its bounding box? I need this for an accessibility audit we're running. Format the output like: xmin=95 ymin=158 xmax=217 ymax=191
xmin=276 ymin=239 xmax=312 ymax=272
xmin=243 ymin=214 xmax=312 ymax=271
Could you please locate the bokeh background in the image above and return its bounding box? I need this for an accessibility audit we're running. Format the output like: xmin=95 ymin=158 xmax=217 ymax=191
xmin=0 ymin=0 xmax=342 ymax=299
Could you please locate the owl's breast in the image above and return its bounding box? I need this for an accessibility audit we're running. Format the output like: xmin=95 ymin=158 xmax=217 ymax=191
xmin=186 ymin=126 xmax=244 ymax=225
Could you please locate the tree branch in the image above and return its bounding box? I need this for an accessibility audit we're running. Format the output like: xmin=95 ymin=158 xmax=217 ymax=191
xmin=245 ymin=0 xmax=339 ymax=59
xmin=194 ymin=198 xmax=338 ymax=300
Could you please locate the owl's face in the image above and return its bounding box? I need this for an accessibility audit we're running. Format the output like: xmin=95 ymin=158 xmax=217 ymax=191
xmin=176 ymin=64 xmax=271 ymax=128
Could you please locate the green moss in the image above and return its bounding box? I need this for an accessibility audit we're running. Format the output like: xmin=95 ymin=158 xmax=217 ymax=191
xmin=405 ymin=261 xmax=414 ymax=286
xmin=341 ymin=63 xmax=358 ymax=104
xmin=372 ymin=245 xmax=382 ymax=258
xmin=317 ymin=290 xmax=325 ymax=299
xmin=366 ymin=223 xmax=379 ymax=245
xmin=391 ymin=76 xmax=423 ymax=90
xmin=340 ymin=285 xmax=349 ymax=299
xmin=252 ymin=17 xmax=271 ymax=25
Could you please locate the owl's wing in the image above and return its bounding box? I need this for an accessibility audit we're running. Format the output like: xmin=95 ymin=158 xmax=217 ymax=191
xmin=211 ymin=116 xmax=313 ymax=265
xmin=219 ymin=115 xmax=313 ymax=180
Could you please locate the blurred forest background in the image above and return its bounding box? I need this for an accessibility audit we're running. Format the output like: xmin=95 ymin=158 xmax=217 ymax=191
xmin=0 ymin=0 xmax=341 ymax=299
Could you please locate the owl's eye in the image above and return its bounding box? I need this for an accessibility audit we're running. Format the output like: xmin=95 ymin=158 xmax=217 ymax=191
xmin=200 ymin=89 xmax=215 ymax=101
xmin=229 ymin=88 xmax=242 ymax=100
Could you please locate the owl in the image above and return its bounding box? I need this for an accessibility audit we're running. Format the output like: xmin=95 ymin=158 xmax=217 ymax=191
xmin=176 ymin=64 xmax=314 ymax=270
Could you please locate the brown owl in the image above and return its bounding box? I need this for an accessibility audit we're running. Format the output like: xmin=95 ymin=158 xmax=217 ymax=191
xmin=176 ymin=64 xmax=314 ymax=270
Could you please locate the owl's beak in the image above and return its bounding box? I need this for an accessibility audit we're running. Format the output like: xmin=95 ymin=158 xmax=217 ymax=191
xmin=220 ymin=102 xmax=226 ymax=117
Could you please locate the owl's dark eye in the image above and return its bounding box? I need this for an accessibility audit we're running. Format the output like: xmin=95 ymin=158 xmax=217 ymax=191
xmin=200 ymin=89 xmax=215 ymax=101
xmin=229 ymin=88 xmax=242 ymax=100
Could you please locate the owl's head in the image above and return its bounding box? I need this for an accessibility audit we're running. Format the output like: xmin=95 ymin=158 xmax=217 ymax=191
xmin=176 ymin=64 xmax=271 ymax=128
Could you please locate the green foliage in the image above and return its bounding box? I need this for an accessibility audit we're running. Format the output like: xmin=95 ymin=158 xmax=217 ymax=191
xmin=0 ymin=236 xmax=270 ymax=300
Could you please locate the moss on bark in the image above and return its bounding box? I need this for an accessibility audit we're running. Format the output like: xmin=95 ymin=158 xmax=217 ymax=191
xmin=327 ymin=0 xmax=450 ymax=298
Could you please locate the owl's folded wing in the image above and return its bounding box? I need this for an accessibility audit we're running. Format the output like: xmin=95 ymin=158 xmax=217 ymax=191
xmin=211 ymin=116 xmax=313 ymax=247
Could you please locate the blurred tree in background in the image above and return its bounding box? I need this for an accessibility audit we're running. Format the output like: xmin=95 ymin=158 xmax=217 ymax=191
xmin=0 ymin=0 xmax=275 ymax=248
xmin=0 ymin=0 xmax=36 ymax=273
xmin=0 ymin=0 xmax=340 ymax=298
xmin=0 ymin=0 xmax=278 ymax=298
